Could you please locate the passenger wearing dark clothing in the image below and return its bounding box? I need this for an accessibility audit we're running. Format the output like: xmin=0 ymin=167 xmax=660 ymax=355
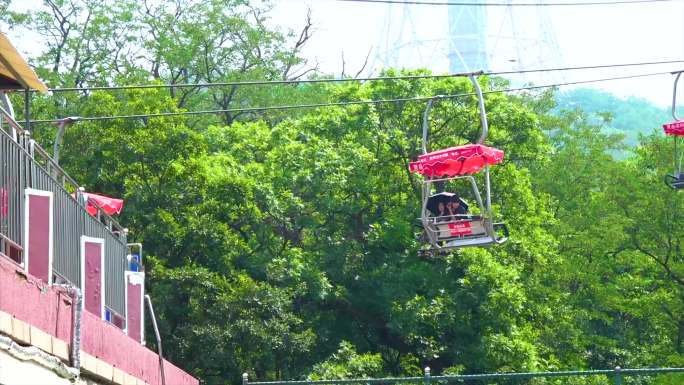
xmin=436 ymin=202 xmax=450 ymax=222
xmin=447 ymin=197 xmax=467 ymax=218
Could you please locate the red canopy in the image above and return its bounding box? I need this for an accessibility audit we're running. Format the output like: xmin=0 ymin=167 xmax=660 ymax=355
xmin=664 ymin=120 xmax=684 ymax=136
xmin=409 ymin=144 xmax=504 ymax=177
xmin=80 ymin=192 xmax=124 ymax=216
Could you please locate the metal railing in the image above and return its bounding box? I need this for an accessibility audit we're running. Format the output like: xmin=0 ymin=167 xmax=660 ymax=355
xmin=0 ymin=105 xmax=128 ymax=316
xmin=243 ymin=367 xmax=684 ymax=385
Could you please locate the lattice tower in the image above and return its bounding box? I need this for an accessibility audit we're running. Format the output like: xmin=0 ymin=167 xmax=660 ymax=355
xmin=372 ymin=0 xmax=564 ymax=84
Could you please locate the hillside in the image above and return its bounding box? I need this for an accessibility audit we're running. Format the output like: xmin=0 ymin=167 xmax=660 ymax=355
xmin=554 ymin=88 xmax=671 ymax=147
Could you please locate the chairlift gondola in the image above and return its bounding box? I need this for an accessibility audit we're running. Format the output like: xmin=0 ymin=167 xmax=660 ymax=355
xmin=663 ymin=71 xmax=684 ymax=190
xmin=410 ymin=74 xmax=508 ymax=254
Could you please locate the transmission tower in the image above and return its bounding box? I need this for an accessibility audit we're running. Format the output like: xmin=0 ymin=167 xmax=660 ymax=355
xmin=447 ymin=2 xmax=489 ymax=73
xmin=372 ymin=0 xmax=563 ymax=83
xmin=486 ymin=0 xmax=564 ymax=84
xmin=372 ymin=1 xmax=453 ymax=72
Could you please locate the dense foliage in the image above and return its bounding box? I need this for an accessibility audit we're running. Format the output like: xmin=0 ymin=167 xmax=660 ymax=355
xmin=555 ymin=88 xmax=671 ymax=148
xmin=3 ymin=1 xmax=684 ymax=384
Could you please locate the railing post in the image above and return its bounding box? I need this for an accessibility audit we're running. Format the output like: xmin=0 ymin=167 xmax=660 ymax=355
xmin=613 ymin=366 xmax=622 ymax=385
xmin=22 ymin=131 xmax=29 ymax=153
xmin=77 ymin=186 xmax=86 ymax=207
xmin=26 ymin=132 xmax=34 ymax=158
xmin=243 ymin=372 xmax=249 ymax=385
xmin=424 ymin=366 xmax=431 ymax=385
xmin=145 ymin=295 xmax=166 ymax=385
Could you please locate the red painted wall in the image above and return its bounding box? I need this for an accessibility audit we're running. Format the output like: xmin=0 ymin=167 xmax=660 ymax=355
xmin=0 ymin=257 xmax=72 ymax=342
xmin=27 ymin=194 xmax=51 ymax=283
xmin=83 ymin=241 xmax=103 ymax=317
xmin=82 ymin=311 xmax=197 ymax=385
xmin=0 ymin=257 xmax=198 ymax=385
xmin=126 ymin=275 xmax=143 ymax=343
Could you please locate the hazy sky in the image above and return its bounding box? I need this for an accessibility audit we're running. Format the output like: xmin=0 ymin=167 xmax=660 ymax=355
xmin=8 ymin=0 xmax=684 ymax=106
xmin=269 ymin=0 xmax=684 ymax=106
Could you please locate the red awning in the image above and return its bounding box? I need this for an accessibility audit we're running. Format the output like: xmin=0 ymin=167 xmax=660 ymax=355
xmin=664 ymin=120 xmax=684 ymax=136
xmin=80 ymin=192 xmax=124 ymax=216
xmin=409 ymin=144 xmax=504 ymax=177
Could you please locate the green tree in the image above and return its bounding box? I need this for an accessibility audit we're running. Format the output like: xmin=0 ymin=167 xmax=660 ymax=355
xmin=14 ymin=2 xmax=684 ymax=381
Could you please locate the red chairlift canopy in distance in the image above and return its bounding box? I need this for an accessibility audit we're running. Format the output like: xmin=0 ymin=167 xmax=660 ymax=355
xmin=409 ymin=143 xmax=504 ymax=177
xmin=663 ymin=120 xmax=684 ymax=136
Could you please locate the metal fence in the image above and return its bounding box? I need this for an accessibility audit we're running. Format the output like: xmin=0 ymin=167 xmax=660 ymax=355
xmin=0 ymin=121 xmax=23 ymax=263
xmin=0 ymin=105 xmax=128 ymax=316
xmin=243 ymin=367 xmax=684 ymax=385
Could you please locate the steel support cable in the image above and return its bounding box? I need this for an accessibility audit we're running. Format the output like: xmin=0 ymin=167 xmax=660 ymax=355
xmin=27 ymin=70 xmax=674 ymax=125
xmin=30 ymin=59 xmax=684 ymax=93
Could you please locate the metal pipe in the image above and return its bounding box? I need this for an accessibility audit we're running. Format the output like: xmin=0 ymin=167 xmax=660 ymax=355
xmin=0 ymin=91 xmax=17 ymax=141
xmin=52 ymin=117 xmax=80 ymax=166
xmin=145 ymin=294 xmax=166 ymax=385
xmin=673 ymin=72 xmax=683 ymax=121
xmin=71 ymin=287 xmax=82 ymax=370
xmin=676 ymin=136 xmax=679 ymax=176
xmin=23 ymin=89 xmax=29 ymax=133
xmin=483 ymin=164 xmax=497 ymax=237
xmin=54 ymin=284 xmax=82 ymax=370
xmin=53 ymin=121 xmax=66 ymax=166
xmin=469 ymin=74 xmax=489 ymax=145
xmin=421 ymin=180 xmax=437 ymax=246
xmin=0 ymin=91 xmax=16 ymax=118
xmin=485 ymin=165 xmax=492 ymax=219
xmin=678 ymin=136 xmax=684 ymax=176
xmin=421 ymin=98 xmax=436 ymax=154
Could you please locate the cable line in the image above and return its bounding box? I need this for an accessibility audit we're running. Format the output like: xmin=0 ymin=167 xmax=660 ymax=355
xmin=334 ymin=0 xmax=679 ymax=6
xmin=36 ymin=59 xmax=684 ymax=93
xmin=27 ymin=70 xmax=672 ymax=125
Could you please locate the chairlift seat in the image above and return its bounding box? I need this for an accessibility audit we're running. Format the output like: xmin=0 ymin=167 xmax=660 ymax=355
xmin=430 ymin=216 xmax=503 ymax=248
xmin=411 ymin=74 xmax=509 ymax=253
xmin=433 ymin=216 xmax=487 ymax=240
xmin=665 ymin=173 xmax=684 ymax=189
xmin=663 ymin=74 xmax=684 ymax=190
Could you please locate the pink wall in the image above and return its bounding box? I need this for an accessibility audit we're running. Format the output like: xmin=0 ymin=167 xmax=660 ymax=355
xmin=0 ymin=256 xmax=72 ymax=342
xmin=0 ymin=257 xmax=198 ymax=385
xmin=26 ymin=194 xmax=51 ymax=283
xmin=83 ymin=241 xmax=103 ymax=317
xmin=127 ymin=275 xmax=143 ymax=343
xmin=82 ymin=311 xmax=197 ymax=385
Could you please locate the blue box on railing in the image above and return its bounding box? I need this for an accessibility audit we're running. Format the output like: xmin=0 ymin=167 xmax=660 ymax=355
xmin=128 ymin=253 xmax=141 ymax=272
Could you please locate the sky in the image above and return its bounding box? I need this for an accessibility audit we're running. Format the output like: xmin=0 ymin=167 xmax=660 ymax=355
xmin=268 ymin=0 xmax=684 ymax=107
xmin=7 ymin=0 xmax=684 ymax=107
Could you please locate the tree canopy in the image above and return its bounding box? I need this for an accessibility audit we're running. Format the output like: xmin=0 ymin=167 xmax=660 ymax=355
xmin=3 ymin=1 xmax=684 ymax=385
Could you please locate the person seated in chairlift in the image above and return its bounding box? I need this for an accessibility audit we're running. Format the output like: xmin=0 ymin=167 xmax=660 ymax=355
xmin=432 ymin=195 xmax=467 ymax=223
xmin=446 ymin=195 xmax=467 ymax=219
xmin=435 ymin=201 xmax=450 ymax=223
